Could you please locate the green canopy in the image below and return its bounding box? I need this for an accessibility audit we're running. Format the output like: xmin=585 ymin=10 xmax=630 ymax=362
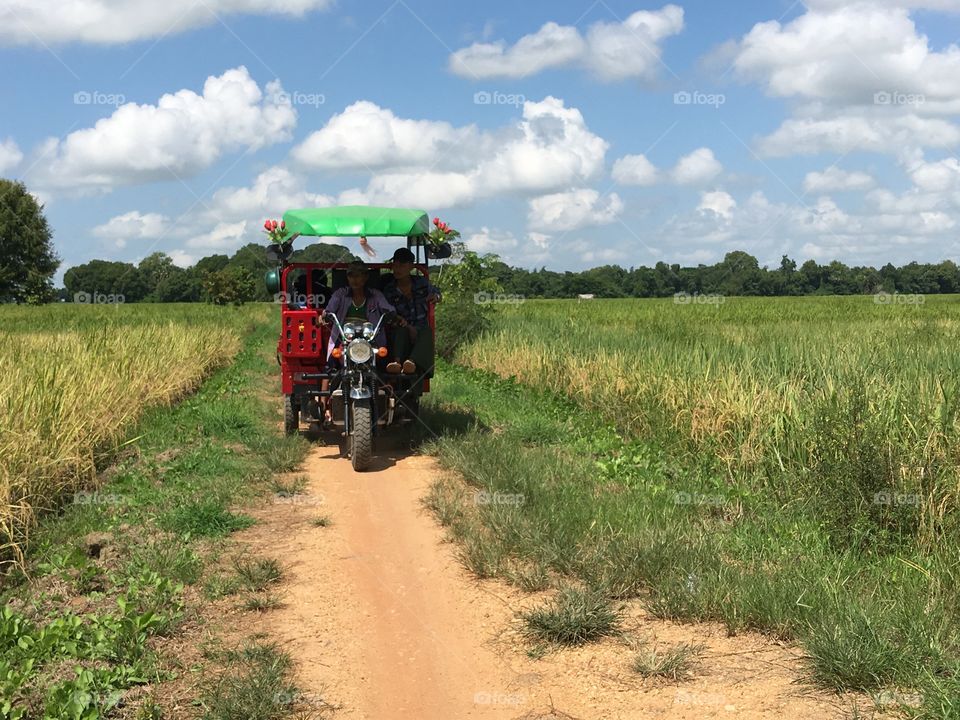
xmin=282 ymin=206 xmax=430 ymax=238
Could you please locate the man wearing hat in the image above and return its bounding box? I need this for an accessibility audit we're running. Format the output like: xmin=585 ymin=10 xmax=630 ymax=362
xmin=382 ymin=247 xmax=441 ymax=378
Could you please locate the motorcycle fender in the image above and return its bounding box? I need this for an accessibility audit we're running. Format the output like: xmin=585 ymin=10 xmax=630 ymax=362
xmin=349 ymin=387 xmax=372 ymax=400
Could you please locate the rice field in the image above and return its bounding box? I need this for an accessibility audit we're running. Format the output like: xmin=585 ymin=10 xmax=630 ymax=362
xmin=0 ymin=303 xmax=268 ymax=566
xmin=458 ymin=295 xmax=960 ymax=551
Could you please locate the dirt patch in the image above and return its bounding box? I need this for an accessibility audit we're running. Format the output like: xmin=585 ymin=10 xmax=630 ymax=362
xmin=234 ymin=444 xmax=877 ymax=719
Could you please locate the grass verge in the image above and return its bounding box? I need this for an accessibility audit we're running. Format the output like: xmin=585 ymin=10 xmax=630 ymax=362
xmin=0 ymin=308 xmax=321 ymax=719
xmin=420 ymin=360 xmax=960 ymax=719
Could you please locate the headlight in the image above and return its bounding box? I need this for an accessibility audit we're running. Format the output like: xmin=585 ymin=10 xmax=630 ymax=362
xmin=347 ymin=340 xmax=373 ymax=364
xmin=362 ymin=322 xmax=376 ymax=340
xmin=342 ymin=323 xmax=362 ymax=341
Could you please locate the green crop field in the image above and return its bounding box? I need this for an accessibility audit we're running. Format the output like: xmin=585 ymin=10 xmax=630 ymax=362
xmin=5 ymin=296 xmax=960 ymax=716
xmin=459 ymin=295 xmax=960 ymax=551
xmin=0 ymin=303 xmax=269 ymax=566
xmin=422 ymin=294 xmax=960 ymax=713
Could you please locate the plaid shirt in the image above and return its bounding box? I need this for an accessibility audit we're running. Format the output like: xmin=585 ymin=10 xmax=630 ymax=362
xmin=382 ymin=274 xmax=440 ymax=329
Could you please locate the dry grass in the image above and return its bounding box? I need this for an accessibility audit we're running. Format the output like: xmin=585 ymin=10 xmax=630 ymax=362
xmin=457 ymin=296 xmax=960 ymax=550
xmin=0 ymin=303 xmax=265 ymax=566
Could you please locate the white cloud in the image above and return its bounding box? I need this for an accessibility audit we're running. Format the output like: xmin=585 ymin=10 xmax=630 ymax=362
xmin=806 ymin=0 xmax=960 ymax=9
xmin=528 ymin=232 xmax=551 ymax=250
xmin=169 ymin=250 xmax=196 ymax=268
xmin=611 ymin=154 xmax=658 ymax=185
xmin=292 ymin=101 xmax=480 ymax=171
xmin=671 ymin=147 xmax=723 ymax=185
xmin=339 ymin=171 xmax=476 ymax=210
xmin=612 ymin=147 xmax=723 ymax=186
xmin=465 ymin=226 xmax=520 ymax=254
xmin=803 ymin=167 xmax=876 ymax=192
xmin=203 ymin=166 xmax=333 ymax=224
xmin=86 ymin=167 xmax=327 ymax=261
xmin=697 ymin=190 xmax=737 ymax=219
xmin=186 ymin=220 xmax=248 ymax=250
xmin=332 ymin=97 xmax=609 ymax=209
xmin=449 ymin=22 xmax=585 ymax=79
xmin=32 ymin=67 xmax=296 ymax=191
xmin=907 ymin=156 xmax=960 ymax=192
xmin=757 ymin=114 xmax=960 ymax=156
xmin=728 ymin=2 xmax=960 ymax=157
xmin=463 ymin=227 xmax=550 ymax=265
xmin=527 ymin=189 xmax=623 ymax=232
xmin=474 ymin=98 xmax=608 ymax=194
xmin=731 ymin=3 xmax=960 ymax=110
xmin=92 ymin=211 xmax=169 ymax=247
xmin=160 ymin=167 xmax=333 ymax=260
xmin=449 ymin=4 xmax=683 ymax=81
xmin=573 ymin=242 xmax=628 ymax=265
xmin=582 ymin=5 xmax=685 ymax=81
xmin=0 ymin=0 xmax=333 ymax=45
xmin=0 ymin=138 xmax=22 ymax=174
xmin=659 ymin=171 xmax=960 ymax=268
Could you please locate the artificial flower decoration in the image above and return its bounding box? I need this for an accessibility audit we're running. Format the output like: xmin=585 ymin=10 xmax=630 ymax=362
xmin=428 ymin=217 xmax=460 ymax=246
xmin=263 ymin=218 xmax=288 ymax=243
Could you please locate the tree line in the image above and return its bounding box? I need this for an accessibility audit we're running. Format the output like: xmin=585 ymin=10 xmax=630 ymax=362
xmin=57 ymin=248 xmax=960 ymax=304
xmin=487 ymin=250 xmax=960 ymax=299
xmin=3 ymin=178 xmax=960 ymax=304
xmin=58 ymin=242 xmax=358 ymax=305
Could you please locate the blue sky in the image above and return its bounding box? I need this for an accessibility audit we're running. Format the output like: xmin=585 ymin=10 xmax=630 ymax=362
xmin=1 ymin=0 xmax=959 ymax=280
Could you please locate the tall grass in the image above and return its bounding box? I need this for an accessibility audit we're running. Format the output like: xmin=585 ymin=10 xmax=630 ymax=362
xmin=0 ymin=303 xmax=267 ymax=566
xmin=459 ymin=296 xmax=960 ymax=553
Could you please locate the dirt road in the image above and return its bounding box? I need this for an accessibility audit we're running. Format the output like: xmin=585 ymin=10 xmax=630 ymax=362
xmin=238 ymin=444 xmax=862 ymax=719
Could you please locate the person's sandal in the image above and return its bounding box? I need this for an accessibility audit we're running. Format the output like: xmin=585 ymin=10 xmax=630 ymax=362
xmin=386 ymin=361 xmax=402 ymax=374
xmin=402 ymin=360 xmax=416 ymax=374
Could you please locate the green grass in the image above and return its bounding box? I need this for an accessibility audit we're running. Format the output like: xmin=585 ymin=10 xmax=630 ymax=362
xmin=233 ymin=557 xmax=283 ymax=591
xmin=199 ymin=642 xmax=300 ymax=720
xmin=160 ymin=499 xmax=255 ymax=537
xmin=521 ymin=586 xmax=622 ymax=646
xmin=0 ymin=306 xmax=315 ymax=719
xmin=420 ymin=351 xmax=960 ymax=717
xmin=631 ymin=643 xmax=705 ymax=681
xmin=458 ymin=297 xmax=960 ymax=557
xmin=241 ymin=593 xmax=284 ymax=612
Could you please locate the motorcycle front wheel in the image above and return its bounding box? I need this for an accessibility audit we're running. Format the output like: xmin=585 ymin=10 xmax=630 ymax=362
xmin=349 ymin=402 xmax=373 ymax=471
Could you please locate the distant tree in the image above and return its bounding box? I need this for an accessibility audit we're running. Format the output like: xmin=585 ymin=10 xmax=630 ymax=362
xmin=932 ymin=260 xmax=960 ymax=293
xmin=823 ymin=260 xmax=856 ymax=294
xmin=195 ymin=254 xmax=230 ymax=276
xmin=139 ymin=252 xmax=176 ymax=299
xmin=290 ymin=242 xmax=359 ymax=264
xmin=716 ymin=251 xmax=763 ymax=295
xmin=0 ymin=179 xmax=60 ymax=303
xmin=878 ymin=262 xmax=898 ymax=292
xmin=63 ymin=260 xmax=149 ymax=302
xmin=203 ymin=266 xmax=256 ymax=305
xmin=154 ymin=267 xmax=201 ymax=302
xmin=227 ymin=243 xmax=276 ymax=301
xmin=799 ymin=260 xmax=824 ymax=294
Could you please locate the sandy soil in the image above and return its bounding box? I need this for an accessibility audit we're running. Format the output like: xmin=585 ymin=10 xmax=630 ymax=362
xmin=235 ymin=442 xmax=866 ymax=720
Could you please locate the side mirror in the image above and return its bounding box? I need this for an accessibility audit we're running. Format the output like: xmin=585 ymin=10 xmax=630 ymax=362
xmin=266 ymin=244 xmax=282 ymax=264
